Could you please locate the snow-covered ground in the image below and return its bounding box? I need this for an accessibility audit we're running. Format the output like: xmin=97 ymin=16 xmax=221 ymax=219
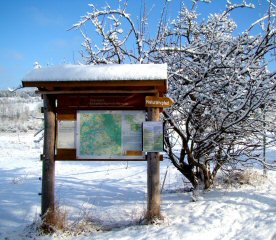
xmin=0 ymin=132 xmax=275 ymax=240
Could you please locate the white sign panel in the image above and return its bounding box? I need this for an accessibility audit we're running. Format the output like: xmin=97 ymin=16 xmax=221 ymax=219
xmin=143 ymin=121 xmax=164 ymax=152
xmin=57 ymin=121 xmax=75 ymax=149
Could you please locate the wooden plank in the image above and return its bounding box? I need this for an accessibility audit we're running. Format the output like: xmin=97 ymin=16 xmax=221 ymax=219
xmin=57 ymin=94 xmax=146 ymax=110
xmin=37 ymin=89 xmax=158 ymax=95
xmin=56 ymin=149 xmax=76 ymax=160
xmin=56 ymin=158 xmax=148 ymax=161
xmin=57 ymin=113 xmax=76 ymax=121
xmin=125 ymin=150 xmax=143 ymax=156
xmin=30 ymin=82 xmax=167 ymax=101
xmin=55 ymin=149 xmax=165 ymax=161
xmin=23 ymin=79 xmax=167 ymax=88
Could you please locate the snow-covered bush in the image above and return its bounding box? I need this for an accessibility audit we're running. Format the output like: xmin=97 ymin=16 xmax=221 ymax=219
xmin=161 ymin=4 xmax=276 ymax=189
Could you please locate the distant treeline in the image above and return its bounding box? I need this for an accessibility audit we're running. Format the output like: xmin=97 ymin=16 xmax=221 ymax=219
xmin=0 ymin=90 xmax=37 ymax=98
xmin=0 ymin=90 xmax=42 ymax=132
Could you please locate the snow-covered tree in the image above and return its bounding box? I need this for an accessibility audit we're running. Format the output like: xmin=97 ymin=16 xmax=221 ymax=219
xmin=160 ymin=2 xmax=276 ymax=189
xmin=73 ymin=0 xmax=276 ymax=189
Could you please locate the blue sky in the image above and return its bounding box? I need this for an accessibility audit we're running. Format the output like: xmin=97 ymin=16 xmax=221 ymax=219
xmin=0 ymin=0 xmax=274 ymax=89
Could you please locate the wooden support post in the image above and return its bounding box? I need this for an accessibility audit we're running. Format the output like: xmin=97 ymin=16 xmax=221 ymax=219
xmin=146 ymin=105 xmax=161 ymax=221
xmin=41 ymin=94 xmax=56 ymax=224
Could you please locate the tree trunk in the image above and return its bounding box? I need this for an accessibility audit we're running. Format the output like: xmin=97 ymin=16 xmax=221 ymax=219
xmin=203 ymin=171 xmax=211 ymax=189
xmin=178 ymin=165 xmax=198 ymax=189
xmin=201 ymin=165 xmax=212 ymax=189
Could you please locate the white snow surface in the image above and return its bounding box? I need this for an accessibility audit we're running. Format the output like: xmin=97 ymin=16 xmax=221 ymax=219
xmin=22 ymin=64 xmax=167 ymax=83
xmin=0 ymin=132 xmax=275 ymax=240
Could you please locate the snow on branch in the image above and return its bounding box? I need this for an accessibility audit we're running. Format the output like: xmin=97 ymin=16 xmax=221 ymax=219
xmin=71 ymin=2 xmax=144 ymax=64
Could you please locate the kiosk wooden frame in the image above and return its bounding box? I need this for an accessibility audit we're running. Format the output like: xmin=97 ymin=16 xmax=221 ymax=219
xmin=22 ymin=64 xmax=167 ymax=223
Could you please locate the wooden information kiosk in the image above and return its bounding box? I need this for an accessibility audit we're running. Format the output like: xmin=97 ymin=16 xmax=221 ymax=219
xmin=22 ymin=64 xmax=168 ymax=224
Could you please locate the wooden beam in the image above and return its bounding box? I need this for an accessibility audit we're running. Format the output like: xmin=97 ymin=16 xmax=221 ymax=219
xmin=23 ymin=79 xmax=166 ymax=88
xmin=55 ymin=149 xmax=163 ymax=161
xmin=41 ymin=94 xmax=56 ymax=224
xmin=146 ymin=96 xmax=161 ymax=221
xmin=36 ymin=89 xmax=158 ymax=95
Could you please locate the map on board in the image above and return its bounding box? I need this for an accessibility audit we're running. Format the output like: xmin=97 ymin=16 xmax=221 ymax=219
xmin=143 ymin=121 xmax=164 ymax=152
xmin=76 ymin=111 xmax=145 ymax=159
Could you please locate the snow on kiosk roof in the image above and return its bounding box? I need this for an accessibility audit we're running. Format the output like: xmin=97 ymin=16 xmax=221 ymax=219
xmin=22 ymin=64 xmax=168 ymax=93
xmin=23 ymin=64 xmax=167 ymax=82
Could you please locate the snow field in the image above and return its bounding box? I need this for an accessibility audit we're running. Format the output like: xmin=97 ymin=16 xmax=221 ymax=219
xmin=0 ymin=132 xmax=275 ymax=240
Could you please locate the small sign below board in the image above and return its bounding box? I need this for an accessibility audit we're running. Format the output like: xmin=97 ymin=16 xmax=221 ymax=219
xmin=143 ymin=121 xmax=164 ymax=152
xmin=145 ymin=96 xmax=174 ymax=108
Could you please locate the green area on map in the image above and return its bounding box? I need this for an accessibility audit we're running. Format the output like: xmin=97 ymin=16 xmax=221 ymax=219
xmin=79 ymin=113 xmax=122 ymax=156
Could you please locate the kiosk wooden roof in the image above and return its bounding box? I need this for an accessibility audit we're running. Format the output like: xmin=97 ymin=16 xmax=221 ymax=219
xmin=22 ymin=64 xmax=167 ymax=95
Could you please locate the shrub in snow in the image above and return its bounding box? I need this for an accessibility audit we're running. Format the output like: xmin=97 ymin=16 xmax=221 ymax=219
xmin=40 ymin=204 xmax=68 ymax=234
xmin=222 ymin=169 xmax=267 ymax=187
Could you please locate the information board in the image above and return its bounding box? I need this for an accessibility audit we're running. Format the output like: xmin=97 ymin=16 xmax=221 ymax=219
xmin=143 ymin=121 xmax=164 ymax=152
xmin=57 ymin=121 xmax=75 ymax=149
xmin=76 ymin=110 xmax=146 ymax=159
